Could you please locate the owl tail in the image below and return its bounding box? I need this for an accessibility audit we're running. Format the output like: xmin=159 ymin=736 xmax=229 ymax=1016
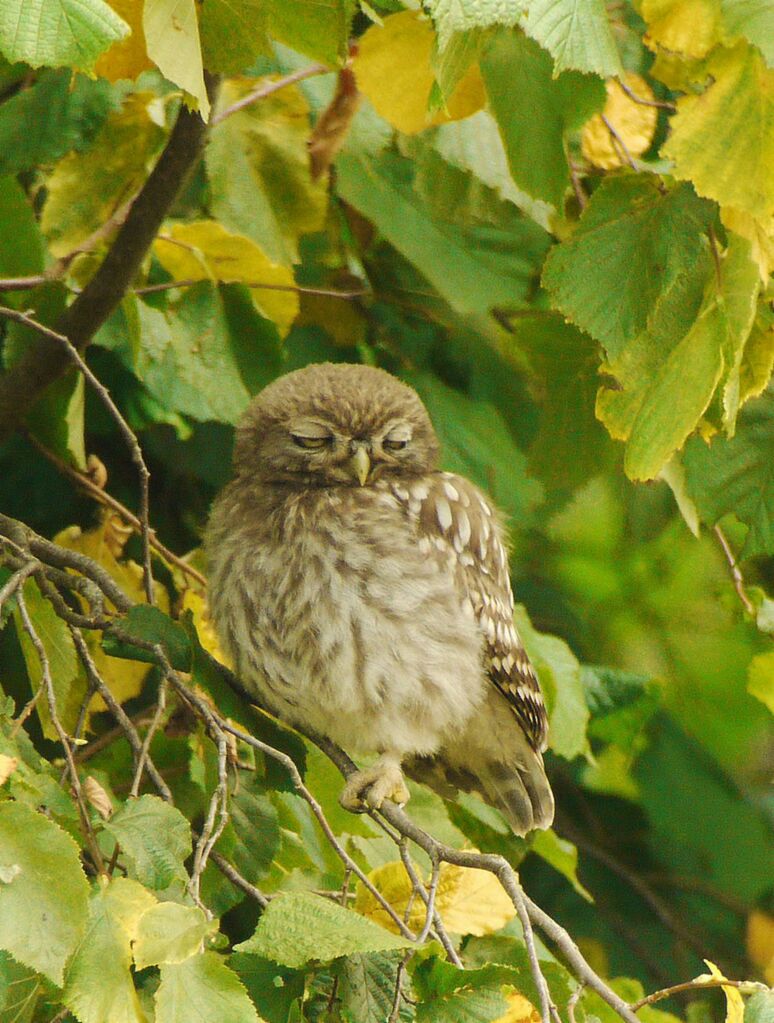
xmin=478 ymin=751 xmax=555 ymax=836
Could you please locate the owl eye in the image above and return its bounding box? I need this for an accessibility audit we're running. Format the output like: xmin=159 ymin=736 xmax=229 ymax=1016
xmin=291 ymin=434 xmax=332 ymax=450
xmin=383 ymin=438 xmax=408 ymax=452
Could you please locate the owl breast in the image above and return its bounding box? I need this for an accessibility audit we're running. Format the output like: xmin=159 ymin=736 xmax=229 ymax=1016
xmin=207 ymin=483 xmax=486 ymax=757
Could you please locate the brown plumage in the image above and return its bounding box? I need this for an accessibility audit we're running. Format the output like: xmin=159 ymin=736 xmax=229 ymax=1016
xmin=206 ymin=363 xmax=554 ymax=834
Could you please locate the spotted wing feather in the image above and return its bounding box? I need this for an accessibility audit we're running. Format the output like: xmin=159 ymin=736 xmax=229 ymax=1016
xmin=387 ymin=472 xmax=548 ymax=752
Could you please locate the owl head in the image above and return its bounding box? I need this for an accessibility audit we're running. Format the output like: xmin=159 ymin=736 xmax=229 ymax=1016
xmin=233 ymin=363 xmax=440 ymax=487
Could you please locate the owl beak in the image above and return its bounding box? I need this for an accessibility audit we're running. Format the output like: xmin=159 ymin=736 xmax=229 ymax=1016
xmin=349 ymin=445 xmax=371 ymax=486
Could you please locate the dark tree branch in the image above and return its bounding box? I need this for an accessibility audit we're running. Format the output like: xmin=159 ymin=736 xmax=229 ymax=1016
xmin=0 ymin=82 xmax=216 ymax=440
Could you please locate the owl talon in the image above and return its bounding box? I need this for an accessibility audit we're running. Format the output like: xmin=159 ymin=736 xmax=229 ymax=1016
xmin=340 ymin=758 xmax=410 ymax=812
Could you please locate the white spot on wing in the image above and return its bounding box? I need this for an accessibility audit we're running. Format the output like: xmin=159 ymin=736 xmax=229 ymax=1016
xmin=456 ymin=509 xmax=471 ymax=547
xmin=435 ymin=496 xmax=453 ymax=532
xmin=443 ymin=481 xmax=460 ymax=502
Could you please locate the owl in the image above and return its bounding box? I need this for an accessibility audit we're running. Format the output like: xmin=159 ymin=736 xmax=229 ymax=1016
xmin=206 ymin=363 xmax=554 ymax=835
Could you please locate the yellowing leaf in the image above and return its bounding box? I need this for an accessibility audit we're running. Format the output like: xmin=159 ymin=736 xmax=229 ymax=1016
xmin=154 ymin=220 xmax=299 ymax=336
xmin=55 ymin=514 xmax=169 ymax=713
xmin=493 ymin=992 xmax=541 ymax=1023
xmin=353 ymin=11 xmax=485 ymax=135
xmin=582 ymin=73 xmax=658 ymax=169
xmin=181 ymin=589 xmax=232 ymax=669
xmin=722 ymin=207 xmax=774 ymax=282
xmin=95 ymin=0 xmax=153 ymax=81
xmin=662 ymin=42 xmax=774 ymax=219
xmin=747 ymin=650 xmax=774 ymax=714
xmin=747 ymin=910 xmax=774 ymax=983
xmin=0 ymin=754 xmax=19 ymax=785
xmin=42 ymin=93 xmax=165 ymax=257
xmin=355 ymin=859 xmax=516 ymax=936
xmin=642 ymin=0 xmax=722 ymax=58
xmin=144 ymin=0 xmax=210 ymax=120
xmin=703 ymin=961 xmax=745 ymax=1023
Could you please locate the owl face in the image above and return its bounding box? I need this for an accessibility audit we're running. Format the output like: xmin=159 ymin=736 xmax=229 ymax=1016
xmin=233 ymin=363 xmax=440 ymax=487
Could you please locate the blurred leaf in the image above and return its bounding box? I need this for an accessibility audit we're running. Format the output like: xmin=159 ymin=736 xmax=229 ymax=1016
xmin=642 ymin=0 xmax=722 ymax=58
xmin=0 ymin=0 xmax=128 ymax=70
xmin=720 ymin=0 xmax=774 ymax=66
xmin=133 ymin=902 xmax=212 ymax=969
xmin=425 ymin=0 xmax=519 ymax=51
xmin=154 ymin=220 xmax=299 ymax=336
xmin=95 ymin=0 xmax=153 ymax=81
xmin=662 ymin=42 xmax=774 ymax=219
xmin=481 ymin=29 xmax=605 ymax=208
xmin=530 ymin=829 xmax=593 ymax=901
xmin=143 ymin=0 xmax=209 ymax=119
xmin=0 ymin=801 xmax=89 ymax=985
xmin=513 ymin=605 xmax=590 ymax=759
xmin=63 ymin=877 xmax=156 ymax=1023
xmin=156 ymin=951 xmax=259 ymax=1023
xmin=683 ymin=382 xmax=774 ymax=556
xmin=747 ymin=651 xmax=774 ymax=713
xmin=0 ymin=952 xmax=42 ymax=1023
xmin=524 ymin=0 xmax=621 ymax=76
xmin=722 ymin=208 xmax=774 ymax=282
xmin=0 ymin=176 xmax=44 ymax=280
xmin=229 ymin=954 xmax=304 ymax=1023
xmin=353 ymin=11 xmax=484 ymax=135
xmin=581 ymin=74 xmax=658 ymax=170
xmin=355 ymin=859 xmax=516 ymax=936
xmin=104 ymin=603 xmax=190 ymax=670
xmin=235 ymin=891 xmax=411 ymax=966
xmin=745 ymin=991 xmax=774 ymax=1023
xmin=543 ymin=176 xmax=715 ymax=355
xmin=704 ymin=961 xmax=745 ymax=1023
xmin=581 ymin=665 xmax=661 ymax=746
xmin=746 ymin=912 xmax=774 ymax=984
xmin=207 ymin=77 xmax=328 ymax=266
xmin=200 ymin=0 xmax=268 ymax=75
xmin=103 ymin=794 xmax=192 ymax=890
xmin=265 ymin=0 xmax=355 ymax=65
xmin=41 ymin=92 xmax=165 ymax=257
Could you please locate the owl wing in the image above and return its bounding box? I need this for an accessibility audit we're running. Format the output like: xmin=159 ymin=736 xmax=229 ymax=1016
xmin=386 ymin=471 xmax=548 ymax=752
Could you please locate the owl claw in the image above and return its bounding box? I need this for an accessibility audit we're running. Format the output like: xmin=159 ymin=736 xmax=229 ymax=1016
xmin=340 ymin=758 xmax=410 ymax=812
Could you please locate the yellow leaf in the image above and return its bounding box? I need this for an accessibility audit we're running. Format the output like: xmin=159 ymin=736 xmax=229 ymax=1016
xmin=95 ymin=0 xmax=154 ymax=82
xmin=55 ymin=514 xmax=169 ymax=714
xmin=703 ymin=961 xmax=744 ymax=1023
xmin=42 ymin=94 xmax=165 ymax=258
xmin=144 ymin=0 xmax=210 ymax=120
xmin=642 ymin=0 xmax=722 ymax=58
xmin=493 ymin=992 xmax=541 ymax=1023
xmin=181 ymin=589 xmax=232 ymax=669
xmin=0 ymin=754 xmax=19 ymax=785
xmin=83 ymin=776 xmax=114 ymax=820
xmin=748 ymin=650 xmax=774 ymax=714
xmin=722 ymin=208 xmax=774 ymax=283
xmin=355 ymin=858 xmax=515 ymax=936
xmin=747 ymin=910 xmax=774 ymax=983
xmin=154 ymin=220 xmax=299 ymax=337
xmin=581 ymin=73 xmax=658 ymax=169
xmin=353 ymin=11 xmax=485 ymax=135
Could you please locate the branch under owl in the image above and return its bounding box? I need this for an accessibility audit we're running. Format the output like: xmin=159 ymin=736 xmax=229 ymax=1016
xmin=0 ymin=513 xmax=675 ymax=1023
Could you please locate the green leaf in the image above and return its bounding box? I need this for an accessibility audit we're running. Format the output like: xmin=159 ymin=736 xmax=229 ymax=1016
xmin=13 ymin=578 xmax=86 ymax=739
xmin=0 ymin=951 xmax=43 ymax=1023
xmin=661 ymin=42 xmax=774 ymax=219
xmin=524 ymin=0 xmax=621 ymax=76
xmin=105 ymin=604 xmax=192 ymax=670
xmin=0 ymin=801 xmax=89 ymax=985
xmin=143 ymin=0 xmax=210 ymax=120
xmin=207 ymin=79 xmax=328 ymax=266
xmin=0 ymin=0 xmax=128 ymax=71
xmin=580 ymin=665 xmax=661 ymax=746
xmin=156 ymin=951 xmax=259 ymax=1023
xmin=745 ymin=990 xmax=774 ymax=1023
xmin=341 ymin=952 xmax=414 ymax=1023
xmin=63 ymin=877 xmax=156 ymax=1023
xmin=337 ymin=148 xmax=551 ymax=316
xmin=200 ymin=0 xmax=269 ymax=75
xmin=721 ymin=0 xmax=774 ymax=66
xmin=481 ymin=29 xmax=605 ymax=208
xmin=216 ymin=779 xmax=280 ymax=885
xmin=103 ymin=795 xmax=192 ymax=890
xmin=0 ymin=177 xmax=44 ymax=280
xmin=542 ymin=176 xmax=715 ymax=355
xmin=513 ymin=605 xmax=590 ymax=759
xmin=683 ymin=383 xmax=774 ymax=557
xmin=460 ymin=935 xmax=576 ymax=1013
xmin=133 ymin=902 xmax=212 ymax=969
xmin=265 ymin=0 xmax=354 ymax=65
xmin=748 ymin=651 xmax=774 ymax=713
xmin=530 ymin=828 xmax=593 ymax=901
xmin=425 ymin=0 xmax=520 ymax=52
xmin=229 ymin=954 xmax=304 ymax=1023
xmin=235 ymin=892 xmax=412 ymax=967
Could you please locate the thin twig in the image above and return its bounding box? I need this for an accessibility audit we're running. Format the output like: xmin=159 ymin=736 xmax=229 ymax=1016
xmin=568 ymin=984 xmax=585 ymax=1023
xmin=397 ymin=840 xmax=461 ymax=967
xmin=568 ymin=159 xmax=588 ymax=210
xmin=498 ymin=866 xmax=555 ymax=1023
xmin=616 ymin=78 xmax=676 ymax=111
xmin=130 ymin=678 xmax=168 ymax=798
xmin=601 ymin=115 xmax=638 ymax=170
xmin=132 ymin=277 xmax=368 ymax=300
xmin=714 ymin=525 xmax=755 ymax=616
xmin=708 ymin=225 xmax=723 ymax=289
xmin=16 ymin=589 xmax=106 ymax=873
xmin=209 ymin=851 xmax=268 ymax=907
xmin=631 ymin=977 xmax=767 ymax=1011
xmin=189 ymin=723 xmax=230 ymax=909
xmin=210 ymin=64 xmax=327 ymax=126
xmin=0 ymin=306 xmax=155 ymax=606
xmin=0 ymin=561 xmax=37 ymax=615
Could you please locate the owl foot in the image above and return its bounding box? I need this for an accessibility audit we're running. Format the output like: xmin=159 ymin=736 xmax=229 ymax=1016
xmin=340 ymin=756 xmax=410 ymax=812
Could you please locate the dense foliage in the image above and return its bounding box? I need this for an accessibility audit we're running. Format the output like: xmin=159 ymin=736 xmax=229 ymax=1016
xmin=0 ymin=1 xmax=772 ymax=1021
